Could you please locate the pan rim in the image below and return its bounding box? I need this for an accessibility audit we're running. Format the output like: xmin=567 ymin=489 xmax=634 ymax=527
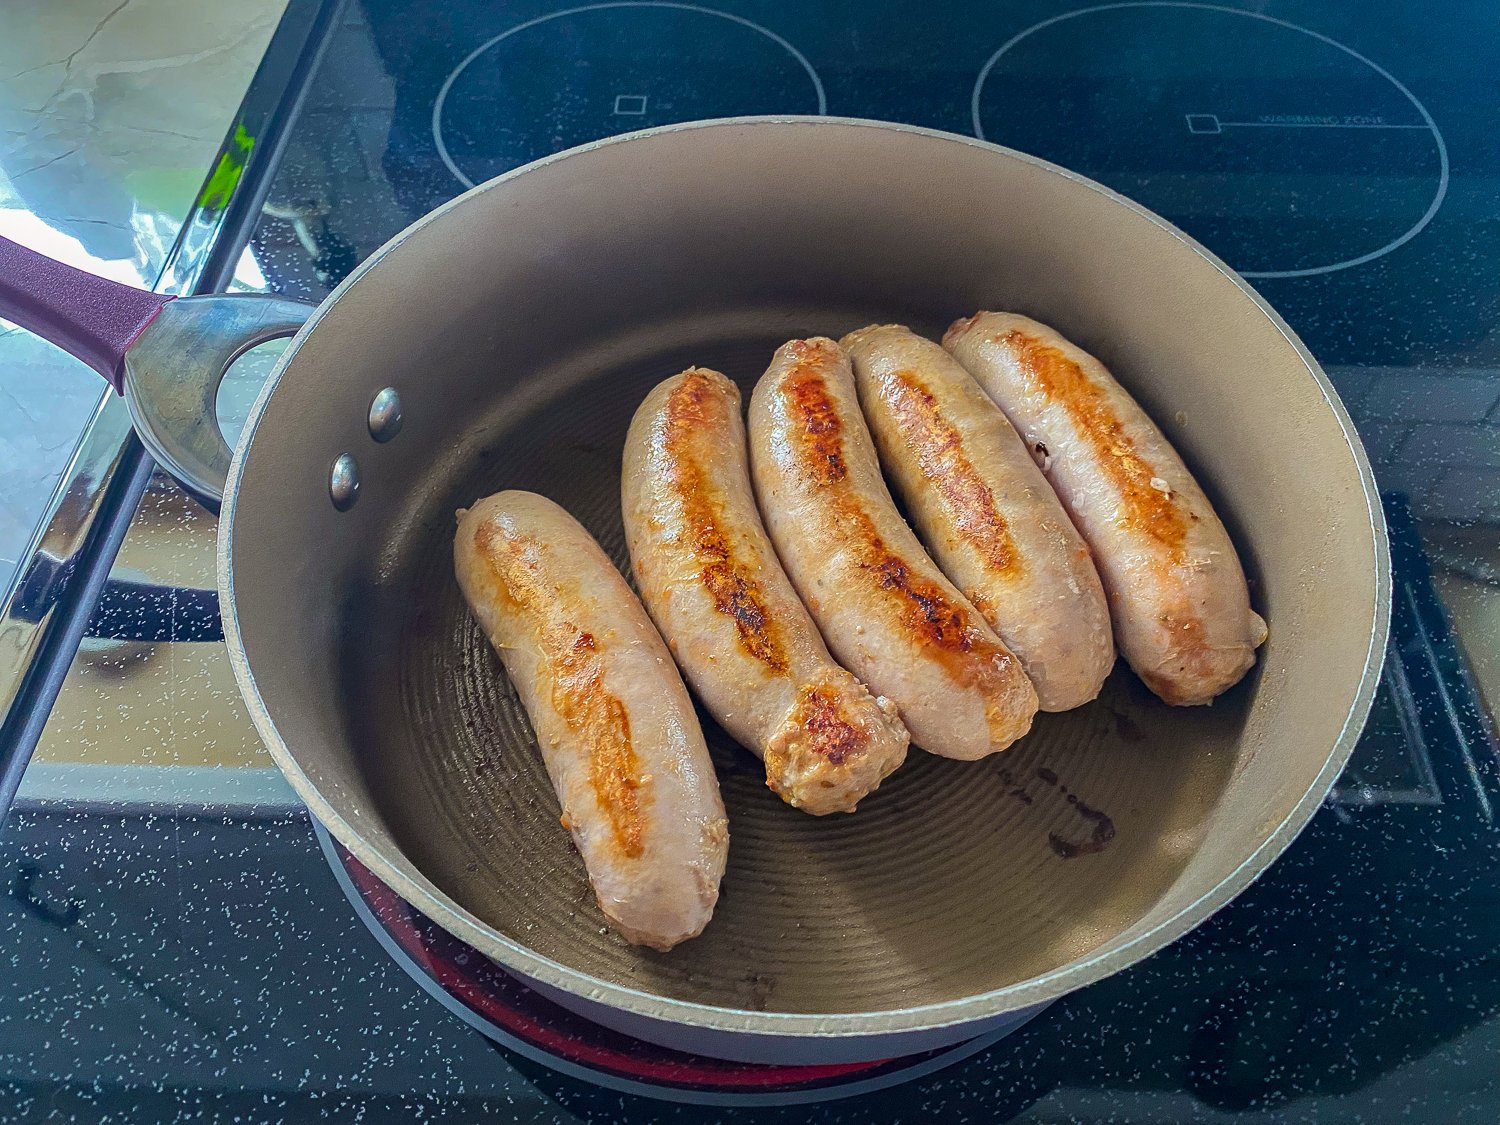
xmin=218 ymin=115 xmax=1391 ymax=1040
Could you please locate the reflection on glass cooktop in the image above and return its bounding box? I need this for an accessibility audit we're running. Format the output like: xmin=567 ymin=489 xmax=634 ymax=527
xmin=256 ymin=0 xmax=1499 ymax=372
xmin=247 ymin=0 xmax=1500 ymax=540
xmin=972 ymin=3 xmax=1447 ymax=280
xmin=433 ymin=4 xmax=827 ymax=189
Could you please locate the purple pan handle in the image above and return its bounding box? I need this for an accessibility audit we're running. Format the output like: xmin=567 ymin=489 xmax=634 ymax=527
xmin=0 ymin=234 xmax=315 ymax=502
xmin=0 ymin=235 xmax=174 ymax=392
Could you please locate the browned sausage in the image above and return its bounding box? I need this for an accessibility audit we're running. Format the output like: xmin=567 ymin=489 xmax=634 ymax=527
xmin=944 ymin=312 xmax=1267 ymax=705
xmin=843 ymin=324 xmax=1115 ymax=711
xmin=622 ymin=368 xmax=908 ymax=814
xmin=454 ymin=491 xmax=728 ymax=950
xmin=748 ymin=338 xmax=1038 ymax=759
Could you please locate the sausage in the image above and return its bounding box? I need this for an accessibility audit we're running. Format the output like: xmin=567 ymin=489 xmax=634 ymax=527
xmin=842 ymin=325 xmax=1115 ymax=711
xmin=453 ymin=491 xmax=728 ymax=950
xmin=943 ymin=312 xmax=1268 ymax=706
xmin=623 ymin=369 xmax=909 ymax=814
xmin=748 ymin=338 xmax=1038 ymax=759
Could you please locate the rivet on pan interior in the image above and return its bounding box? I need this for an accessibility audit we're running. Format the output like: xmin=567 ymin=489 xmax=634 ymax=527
xmin=368 ymin=387 xmax=404 ymax=442
xmin=329 ymin=453 xmax=361 ymax=511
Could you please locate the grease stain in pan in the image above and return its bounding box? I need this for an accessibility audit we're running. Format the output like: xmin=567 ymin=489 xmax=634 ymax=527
xmin=999 ymin=766 xmax=1119 ymax=859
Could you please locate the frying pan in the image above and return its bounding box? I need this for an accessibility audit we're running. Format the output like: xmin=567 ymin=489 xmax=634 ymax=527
xmin=0 ymin=118 xmax=1389 ymax=1064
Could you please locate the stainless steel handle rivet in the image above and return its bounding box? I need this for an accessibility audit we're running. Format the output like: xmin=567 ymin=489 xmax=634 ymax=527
xmin=329 ymin=453 xmax=361 ymax=511
xmin=368 ymin=387 xmax=403 ymax=442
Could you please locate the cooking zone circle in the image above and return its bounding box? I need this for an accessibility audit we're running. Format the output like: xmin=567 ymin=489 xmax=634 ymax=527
xmin=971 ymin=2 xmax=1448 ymax=279
xmin=432 ymin=2 xmax=826 ymax=190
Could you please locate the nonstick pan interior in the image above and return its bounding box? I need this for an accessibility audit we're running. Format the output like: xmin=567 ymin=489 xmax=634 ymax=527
xmin=342 ymin=304 xmax=1247 ymax=1015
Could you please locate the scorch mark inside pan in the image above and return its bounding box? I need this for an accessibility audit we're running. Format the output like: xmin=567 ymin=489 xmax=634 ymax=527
xmin=999 ymin=330 xmax=1194 ymax=559
xmin=880 ymin=367 xmax=1022 ymax=578
xmin=1035 ymin=767 xmax=1117 ymax=858
xmin=662 ymin=372 xmax=789 ymax=673
xmin=475 ymin=525 xmax=647 ymax=860
xmin=997 ymin=766 xmax=1118 ymax=859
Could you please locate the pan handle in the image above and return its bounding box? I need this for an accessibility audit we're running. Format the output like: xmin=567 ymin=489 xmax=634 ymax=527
xmin=120 ymin=293 xmax=314 ymax=506
xmin=0 ymin=235 xmax=173 ymax=391
xmin=0 ymin=235 xmax=315 ymax=505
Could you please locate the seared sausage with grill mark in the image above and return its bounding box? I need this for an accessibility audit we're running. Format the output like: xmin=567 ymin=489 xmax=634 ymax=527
xmin=454 ymin=491 xmax=728 ymax=950
xmin=943 ymin=312 xmax=1267 ymax=706
xmin=622 ymin=368 xmax=908 ymax=814
xmin=843 ymin=324 xmax=1115 ymax=712
xmin=748 ymin=338 xmax=1038 ymax=759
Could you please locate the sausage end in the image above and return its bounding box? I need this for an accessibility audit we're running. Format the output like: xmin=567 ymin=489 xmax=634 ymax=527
xmin=763 ymin=671 xmax=909 ymax=815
